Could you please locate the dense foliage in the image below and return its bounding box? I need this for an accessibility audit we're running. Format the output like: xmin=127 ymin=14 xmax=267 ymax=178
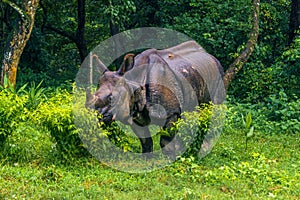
xmin=1 ymin=0 xmax=294 ymax=89
xmin=0 ymin=85 xmax=299 ymax=199
xmin=0 ymin=0 xmax=299 ymax=198
xmin=0 ymin=81 xmax=298 ymax=160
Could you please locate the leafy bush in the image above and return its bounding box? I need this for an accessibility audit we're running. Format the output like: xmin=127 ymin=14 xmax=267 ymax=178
xmin=226 ymin=35 xmax=300 ymax=135
xmin=73 ymin=90 xmax=140 ymax=158
xmin=266 ymin=92 xmax=300 ymax=134
xmin=0 ymin=89 xmax=27 ymax=147
xmin=225 ymin=95 xmax=300 ymax=136
xmin=102 ymin=122 xmax=140 ymax=153
xmin=1 ymin=123 xmax=52 ymax=162
xmin=33 ymin=89 xmax=87 ymax=158
xmin=230 ymin=35 xmax=300 ymax=103
xmin=168 ymin=103 xmax=227 ymax=158
xmin=22 ymin=81 xmax=47 ymax=110
xmin=278 ymin=36 xmax=300 ymax=97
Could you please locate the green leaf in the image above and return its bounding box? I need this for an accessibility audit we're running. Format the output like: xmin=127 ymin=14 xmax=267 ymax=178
xmin=241 ymin=114 xmax=246 ymax=126
xmin=247 ymin=126 xmax=254 ymax=138
xmin=245 ymin=111 xmax=252 ymax=129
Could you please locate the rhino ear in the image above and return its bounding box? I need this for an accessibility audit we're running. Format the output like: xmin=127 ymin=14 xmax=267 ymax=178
xmin=118 ymin=53 xmax=135 ymax=75
xmin=92 ymin=54 xmax=108 ymax=74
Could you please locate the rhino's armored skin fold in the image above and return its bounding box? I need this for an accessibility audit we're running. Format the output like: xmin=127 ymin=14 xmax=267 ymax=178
xmin=85 ymin=40 xmax=225 ymax=158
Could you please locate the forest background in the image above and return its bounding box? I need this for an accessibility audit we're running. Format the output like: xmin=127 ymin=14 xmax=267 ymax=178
xmin=0 ymin=0 xmax=299 ymax=199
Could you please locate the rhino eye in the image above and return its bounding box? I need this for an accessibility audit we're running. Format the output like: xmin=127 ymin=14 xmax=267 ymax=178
xmin=108 ymin=95 xmax=115 ymax=103
xmin=106 ymin=95 xmax=113 ymax=104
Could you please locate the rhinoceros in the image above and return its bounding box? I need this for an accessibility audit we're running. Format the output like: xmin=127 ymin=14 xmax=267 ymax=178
xmin=85 ymin=40 xmax=225 ymax=157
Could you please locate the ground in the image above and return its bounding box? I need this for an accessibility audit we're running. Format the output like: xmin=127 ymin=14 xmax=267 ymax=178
xmin=0 ymin=129 xmax=299 ymax=199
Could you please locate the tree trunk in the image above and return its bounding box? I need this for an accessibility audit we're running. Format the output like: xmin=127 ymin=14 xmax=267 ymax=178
xmin=76 ymin=0 xmax=88 ymax=62
xmin=223 ymin=0 xmax=260 ymax=90
xmin=109 ymin=0 xmax=123 ymax=65
xmin=1 ymin=0 xmax=39 ymax=88
xmin=289 ymin=0 xmax=300 ymax=44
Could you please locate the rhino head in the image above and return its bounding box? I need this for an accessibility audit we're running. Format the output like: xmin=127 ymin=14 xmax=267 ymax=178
xmin=85 ymin=54 xmax=141 ymax=125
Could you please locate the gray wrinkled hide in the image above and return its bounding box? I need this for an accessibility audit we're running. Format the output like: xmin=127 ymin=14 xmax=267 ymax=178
xmin=124 ymin=40 xmax=224 ymax=122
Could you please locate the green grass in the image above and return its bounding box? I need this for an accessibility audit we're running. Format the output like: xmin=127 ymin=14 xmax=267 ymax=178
xmin=0 ymin=129 xmax=299 ymax=199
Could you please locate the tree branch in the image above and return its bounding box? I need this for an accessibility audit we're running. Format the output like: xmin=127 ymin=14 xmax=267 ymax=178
xmin=44 ymin=24 xmax=77 ymax=42
xmin=40 ymin=0 xmax=87 ymax=62
xmin=40 ymin=0 xmax=77 ymax=43
xmin=223 ymin=0 xmax=260 ymax=90
xmin=2 ymin=0 xmax=30 ymax=22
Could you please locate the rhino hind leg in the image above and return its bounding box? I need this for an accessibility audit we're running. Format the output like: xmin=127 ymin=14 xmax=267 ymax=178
xmin=139 ymin=137 xmax=153 ymax=155
xmin=160 ymin=135 xmax=175 ymax=158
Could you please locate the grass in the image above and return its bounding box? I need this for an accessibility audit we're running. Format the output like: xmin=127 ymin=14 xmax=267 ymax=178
xmin=0 ymin=127 xmax=299 ymax=200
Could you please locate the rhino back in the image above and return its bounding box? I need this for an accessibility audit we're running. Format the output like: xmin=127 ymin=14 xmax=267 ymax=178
xmin=124 ymin=41 xmax=225 ymax=122
xmin=157 ymin=41 xmax=225 ymax=104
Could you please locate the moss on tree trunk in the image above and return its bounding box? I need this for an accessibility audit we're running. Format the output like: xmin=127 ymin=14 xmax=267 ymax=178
xmin=223 ymin=0 xmax=260 ymax=90
xmin=1 ymin=0 xmax=39 ymax=88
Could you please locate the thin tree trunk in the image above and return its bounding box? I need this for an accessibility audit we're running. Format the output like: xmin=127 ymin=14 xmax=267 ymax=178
xmin=289 ymin=0 xmax=300 ymax=44
xmin=223 ymin=0 xmax=260 ymax=90
xmin=110 ymin=20 xmax=124 ymax=65
xmin=76 ymin=0 xmax=87 ymax=62
xmin=1 ymin=0 xmax=39 ymax=88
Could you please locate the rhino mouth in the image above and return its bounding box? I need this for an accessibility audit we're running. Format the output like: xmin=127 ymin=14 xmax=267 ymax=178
xmin=96 ymin=106 xmax=115 ymax=124
xmin=101 ymin=112 xmax=114 ymax=124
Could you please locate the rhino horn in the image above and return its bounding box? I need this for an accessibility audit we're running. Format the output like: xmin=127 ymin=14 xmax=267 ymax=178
xmin=85 ymin=87 xmax=95 ymax=106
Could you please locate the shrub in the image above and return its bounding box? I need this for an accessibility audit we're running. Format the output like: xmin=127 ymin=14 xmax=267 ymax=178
xmin=33 ymin=89 xmax=87 ymax=158
xmin=22 ymin=81 xmax=47 ymax=110
xmin=0 ymin=89 xmax=27 ymax=147
xmin=101 ymin=122 xmax=140 ymax=153
xmin=230 ymin=36 xmax=300 ymax=104
xmin=1 ymin=123 xmax=52 ymax=162
xmin=267 ymin=92 xmax=300 ymax=134
xmin=73 ymin=89 xmax=140 ymax=159
xmin=169 ymin=103 xmax=227 ymax=158
xmin=225 ymin=94 xmax=300 ymax=136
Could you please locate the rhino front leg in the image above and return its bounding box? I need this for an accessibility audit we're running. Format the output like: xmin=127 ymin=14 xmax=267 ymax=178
xmin=160 ymin=114 xmax=181 ymax=159
xmin=131 ymin=123 xmax=153 ymax=156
